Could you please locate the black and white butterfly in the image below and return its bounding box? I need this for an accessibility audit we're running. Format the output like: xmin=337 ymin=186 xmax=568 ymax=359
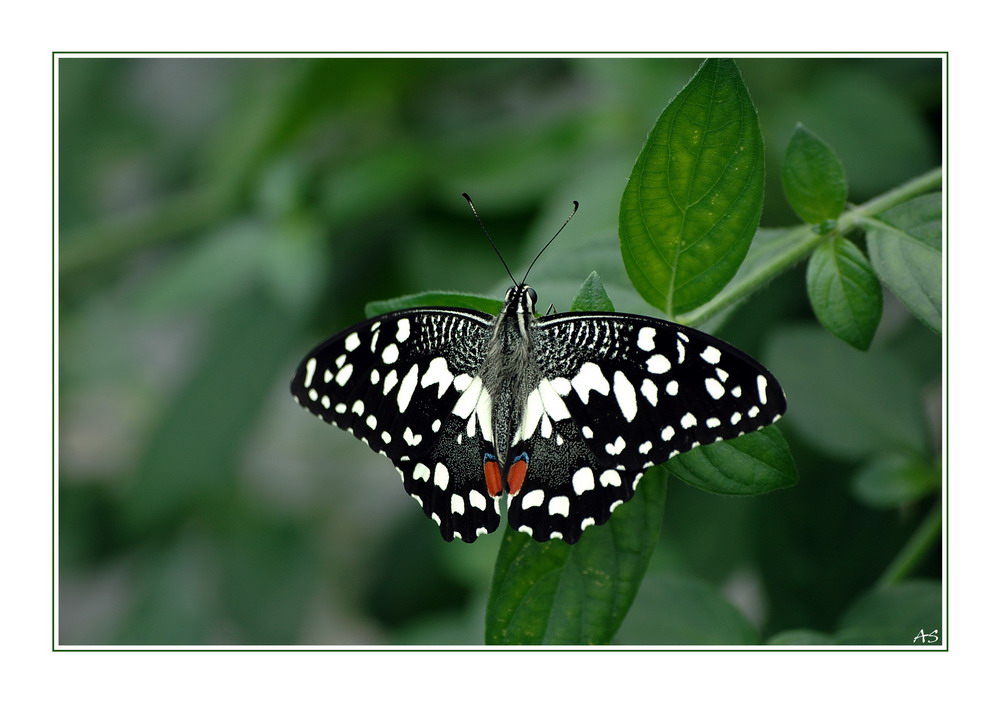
xmin=291 ymin=198 xmax=786 ymax=544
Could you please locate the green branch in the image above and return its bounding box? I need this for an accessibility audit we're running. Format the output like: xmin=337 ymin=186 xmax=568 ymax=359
xmin=677 ymin=167 xmax=942 ymax=328
xmin=878 ymin=502 xmax=942 ymax=587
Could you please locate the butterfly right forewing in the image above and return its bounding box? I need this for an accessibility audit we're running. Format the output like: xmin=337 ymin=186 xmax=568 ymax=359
xmin=505 ymin=310 xmax=786 ymax=542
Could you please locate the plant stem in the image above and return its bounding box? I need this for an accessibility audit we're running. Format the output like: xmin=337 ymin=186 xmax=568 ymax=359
xmin=840 ymin=167 xmax=942 ymax=230
xmin=677 ymin=166 xmax=942 ymax=327
xmin=878 ymin=502 xmax=942 ymax=587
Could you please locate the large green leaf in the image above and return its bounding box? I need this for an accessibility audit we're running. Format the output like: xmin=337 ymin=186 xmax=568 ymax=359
xmin=806 ymin=237 xmax=883 ymax=350
xmin=782 ymin=123 xmax=848 ymax=224
xmin=667 ymin=425 xmax=797 ymax=495
xmin=485 ymin=469 xmax=667 ymax=645
xmin=864 ymin=193 xmax=942 ymax=333
xmin=484 ymin=275 xmax=664 ymax=645
xmin=619 ymin=58 xmax=765 ymax=317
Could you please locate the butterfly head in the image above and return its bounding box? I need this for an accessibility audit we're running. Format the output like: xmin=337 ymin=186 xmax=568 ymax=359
xmin=503 ymin=284 xmax=538 ymax=317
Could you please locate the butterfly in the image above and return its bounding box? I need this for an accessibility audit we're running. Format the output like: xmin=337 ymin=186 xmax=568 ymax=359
xmin=291 ymin=196 xmax=786 ymax=543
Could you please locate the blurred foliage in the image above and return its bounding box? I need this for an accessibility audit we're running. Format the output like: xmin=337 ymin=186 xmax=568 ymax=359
xmin=58 ymin=56 xmax=942 ymax=646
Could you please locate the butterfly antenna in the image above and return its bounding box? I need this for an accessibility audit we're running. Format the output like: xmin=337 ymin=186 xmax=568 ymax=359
xmin=520 ymin=200 xmax=579 ymax=285
xmin=462 ymin=193 xmax=518 ymax=288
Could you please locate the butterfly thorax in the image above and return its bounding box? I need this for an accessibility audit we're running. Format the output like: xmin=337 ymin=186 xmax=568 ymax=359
xmin=480 ymin=285 xmax=541 ymax=466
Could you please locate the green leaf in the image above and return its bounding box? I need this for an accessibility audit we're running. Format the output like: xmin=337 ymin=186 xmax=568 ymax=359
xmin=667 ymin=425 xmax=797 ymax=495
xmin=485 ymin=470 xmax=667 ymax=645
xmin=851 ymin=453 xmax=940 ymax=509
xmin=782 ymin=123 xmax=848 ymax=224
xmin=836 ymin=579 xmax=942 ymax=645
xmin=806 ymin=237 xmax=883 ymax=350
xmin=680 ymin=225 xmax=820 ymax=331
xmin=619 ymin=58 xmax=765 ymax=317
xmin=764 ymin=326 xmax=927 ymax=459
xmin=615 ymin=572 xmax=759 ymax=645
xmin=864 ymin=193 xmax=942 ymax=333
xmin=570 ymin=271 xmax=615 ymax=312
xmin=365 ymin=291 xmax=502 ymax=318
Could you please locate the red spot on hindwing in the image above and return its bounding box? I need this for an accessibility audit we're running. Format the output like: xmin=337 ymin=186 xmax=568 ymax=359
xmin=507 ymin=458 xmax=529 ymax=496
xmin=484 ymin=459 xmax=503 ymax=497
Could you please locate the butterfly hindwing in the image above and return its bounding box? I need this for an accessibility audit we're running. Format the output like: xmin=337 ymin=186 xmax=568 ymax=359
xmin=290 ymin=307 xmax=501 ymax=542
xmin=505 ymin=311 xmax=786 ymax=542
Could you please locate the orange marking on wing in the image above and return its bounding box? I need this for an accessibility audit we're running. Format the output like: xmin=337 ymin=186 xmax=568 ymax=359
xmin=507 ymin=458 xmax=529 ymax=496
xmin=484 ymin=459 xmax=504 ymax=497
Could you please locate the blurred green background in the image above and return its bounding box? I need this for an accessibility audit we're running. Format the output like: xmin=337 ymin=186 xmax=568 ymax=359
xmin=58 ymin=56 xmax=942 ymax=645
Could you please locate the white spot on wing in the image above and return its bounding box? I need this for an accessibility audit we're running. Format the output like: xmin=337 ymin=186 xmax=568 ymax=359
xmin=613 ymin=371 xmax=638 ymax=422
xmin=641 ymin=378 xmax=658 ymax=406
xmin=396 ymin=318 xmax=411 ymax=342
xmin=452 ymin=375 xmax=483 ymax=419
xmin=475 ymin=390 xmax=493 ymax=443
xmin=705 ymin=377 xmax=726 ymax=400
xmin=572 ymin=362 xmax=610 ymax=403
xmin=646 ymin=354 xmax=671 ymax=374
xmin=304 ymin=358 xmax=317 ymax=387
xmin=451 ymin=494 xmax=465 ymax=515
xmin=637 ymin=326 xmax=656 ymax=351
xmin=757 ymin=375 xmax=768 ymax=404
xmin=413 ymin=463 xmax=430 ymax=481
xmin=605 ymin=436 xmax=626 ymax=456
xmin=572 ymin=466 xmax=595 ymax=495
xmin=550 ymin=377 xmax=572 ymax=396
xmin=701 ymin=345 xmax=722 ymax=364
xmin=520 ymin=388 xmax=544 ymax=440
xmin=403 ymin=427 xmax=422 ymax=446
xmin=521 ymin=489 xmax=545 ymax=509
xmin=433 ymin=462 xmax=449 ymax=489
xmin=381 ymin=343 xmax=399 ymax=364
xmin=469 ymin=490 xmax=487 ymax=511
xmin=548 ymin=496 xmax=570 ymax=517
xmin=335 ymin=364 xmax=353 ymax=386
xmin=680 ymin=412 xmax=697 ymax=428
xmin=421 ymin=357 xmax=454 ymax=398
xmin=383 ymin=369 xmax=398 ymax=395
xmin=599 ymin=469 xmax=622 ymax=487
xmin=396 ymin=364 xmax=420 ymax=412
xmin=344 ymin=332 xmax=360 ymax=351
xmin=538 ymin=378 xmax=571 ymax=421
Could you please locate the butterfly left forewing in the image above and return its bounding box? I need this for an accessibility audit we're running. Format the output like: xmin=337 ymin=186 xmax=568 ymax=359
xmin=291 ymin=307 xmax=502 ymax=542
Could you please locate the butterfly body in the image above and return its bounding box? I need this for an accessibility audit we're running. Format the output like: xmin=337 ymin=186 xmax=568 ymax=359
xmin=292 ymin=281 xmax=786 ymax=544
